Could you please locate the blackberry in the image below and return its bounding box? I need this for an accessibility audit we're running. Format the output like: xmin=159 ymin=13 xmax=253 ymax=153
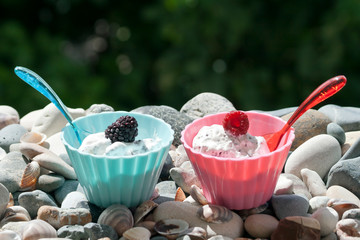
xmin=105 ymin=115 xmax=138 ymax=143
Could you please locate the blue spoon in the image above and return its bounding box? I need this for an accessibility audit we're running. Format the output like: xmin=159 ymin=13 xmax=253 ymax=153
xmin=14 ymin=66 xmax=84 ymax=144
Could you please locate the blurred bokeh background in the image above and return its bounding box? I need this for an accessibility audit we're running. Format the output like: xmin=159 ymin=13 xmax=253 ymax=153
xmin=1 ymin=0 xmax=359 ymax=117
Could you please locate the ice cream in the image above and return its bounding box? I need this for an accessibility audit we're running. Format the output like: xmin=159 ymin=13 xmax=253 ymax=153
xmin=192 ymin=124 xmax=269 ymax=158
xmin=192 ymin=111 xmax=270 ymax=158
xmin=78 ymin=115 xmax=161 ymax=156
xmin=78 ymin=132 xmax=160 ymax=156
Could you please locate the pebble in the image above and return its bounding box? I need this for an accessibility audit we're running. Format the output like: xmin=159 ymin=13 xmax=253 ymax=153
xmin=57 ymin=224 xmax=88 ymax=239
xmin=281 ymin=109 xmax=332 ymax=150
xmin=271 ymin=216 xmax=321 ymax=239
xmin=153 ymin=201 xmax=243 ymax=239
xmin=342 ymin=132 xmax=360 ymax=159
xmin=300 ymin=168 xmax=327 ymax=197
xmin=273 ymin=174 xmax=294 ymax=195
xmin=327 ymin=158 xmax=360 ymax=200
xmin=31 ymin=103 xmax=86 ymax=138
xmin=18 ymin=190 xmax=57 ymax=218
xmin=271 ymin=194 xmax=309 ymax=219
xmin=153 ymin=181 xmax=177 ymax=204
xmin=308 ymin=196 xmax=330 ymax=214
xmin=244 ymin=214 xmax=278 ymax=238
xmin=327 ymin=122 xmax=346 ymax=145
xmin=36 ymin=173 xmax=65 ymax=193
xmin=61 ymin=191 xmax=90 ymax=210
xmin=0 ymin=151 xmax=27 ymax=192
xmin=84 ymin=222 xmax=118 ymax=240
xmin=279 ymin=173 xmax=312 ymax=199
xmin=85 ymin=103 xmax=114 ymax=115
xmin=169 ymin=161 xmax=202 ymax=194
xmin=284 ymin=134 xmax=341 ymax=179
xmin=47 ymin=132 xmax=70 ymax=165
xmin=319 ymin=104 xmax=360 ymax=132
xmin=54 ymin=180 xmax=82 ymax=204
xmin=37 ymin=206 xmax=92 ymax=229
xmin=0 ymin=124 xmax=28 ymax=152
xmin=131 ymin=105 xmax=193 ymax=146
xmin=311 ymin=207 xmax=339 ymax=236
xmin=179 ymin=92 xmax=236 ymax=120
xmin=326 ymin=185 xmax=360 ymax=207
xmin=0 ymin=183 xmax=9 ymax=219
xmin=33 ymin=152 xmax=77 ymax=180
xmin=169 ymin=144 xmax=189 ymax=168
xmin=20 ymin=109 xmax=42 ymax=131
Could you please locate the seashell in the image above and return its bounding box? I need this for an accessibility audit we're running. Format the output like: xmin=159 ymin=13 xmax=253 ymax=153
xmin=37 ymin=206 xmax=92 ymax=229
xmin=0 ymin=206 xmax=31 ymax=228
xmin=134 ymin=200 xmax=158 ymax=225
xmin=181 ymin=226 xmax=207 ymax=240
xmin=21 ymin=219 xmax=57 ymax=240
xmin=196 ymin=204 xmax=233 ymax=223
xmin=20 ymin=131 xmax=47 ymax=146
xmin=7 ymin=192 xmax=14 ymax=208
xmin=190 ymin=185 xmax=208 ymax=205
xmin=0 ymin=230 xmax=22 ymax=240
xmin=123 ymin=227 xmax=151 ymax=240
xmin=19 ymin=161 xmax=41 ymax=191
xmin=154 ymin=219 xmax=189 ymax=239
xmin=135 ymin=221 xmax=156 ymax=236
xmin=328 ymin=198 xmax=359 ymax=219
xmin=175 ymin=187 xmax=186 ymax=202
xmin=97 ymin=204 xmax=134 ymax=236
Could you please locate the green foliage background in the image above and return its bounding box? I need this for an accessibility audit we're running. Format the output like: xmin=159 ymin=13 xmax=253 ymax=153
xmin=0 ymin=0 xmax=359 ymax=117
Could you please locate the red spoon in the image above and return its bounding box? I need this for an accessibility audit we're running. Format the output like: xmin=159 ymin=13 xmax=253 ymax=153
xmin=264 ymin=75 xmax=347 ymax=152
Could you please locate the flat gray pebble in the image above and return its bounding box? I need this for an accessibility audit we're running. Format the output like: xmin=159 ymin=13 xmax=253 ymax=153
xmin=84 ymin=222 xmax=118 ymax=240
xmin=327 ymin=122 xmax=346 ymax=145
xmin=271 ymin=194 xmax=310 ymax=219
xmin=0 ymin=124 xmax=27 ymax=152
xmin=57 ymin=225 xmax=88 ymax=240
xmin=18 ymin=190 xmax=57 ymax=218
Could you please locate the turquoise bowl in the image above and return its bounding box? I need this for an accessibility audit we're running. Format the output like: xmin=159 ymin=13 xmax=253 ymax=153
xmin=61 ymin=111 xmax=174 ymax=208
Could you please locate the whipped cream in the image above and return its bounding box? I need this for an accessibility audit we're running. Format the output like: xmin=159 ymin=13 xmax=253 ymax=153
xmin=79 ymin=132 xmax=161 ymax=156
xmin=193 ymin=124 xmax=269 ymax=158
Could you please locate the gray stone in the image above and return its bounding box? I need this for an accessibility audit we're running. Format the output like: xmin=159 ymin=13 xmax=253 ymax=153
xmin=153 ymin=180 xmax=177 ymax=204
xmin=284 ymin=134 xmax=341 ymax=179
xmin=0 ymin=151 xmax=27 ymax=192
xmin=340 ymin=137 xmax=360 ymax=161
xmin=132 ymin=105 xmax=192 ymax=146
xmin=36 ymin=173 xmax=65 ymax=193
xmin=18 ymin=190 xmax=57 ymax=218
xmin=180 ymin=92 xmax=236 ymax=120
xmin=57 ymin=225 xmax=88 ymax=240
xmin=327 ymin=157 xmax=360 ymax=199
xmin=271 ymin=194 xmax=310 ymax=219
xmin=0 ymin=183 xmax=9 ymax=219
xmin=85 ymin=104 xmax=114 ymax=115
xmin=0 ymin=124 xmax=27 ymax=152
xmin=54 ymin=180 xmax=82 ymax=204
xmin=84 ymin=222 xmax=118 ymax=240
xmin=61 ymin=191 xmax=90 ymax=210
xmin=327 ymin=122 xmax=346 ymax=145
xmin=319 ymin=104 xmax=360 ymax=132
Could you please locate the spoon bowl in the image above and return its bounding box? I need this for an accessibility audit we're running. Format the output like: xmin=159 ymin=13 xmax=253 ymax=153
xmin=14 ymin=66 xmax=89 ymax=144
xmin=264 ymin=75 xmax=347 ymax=152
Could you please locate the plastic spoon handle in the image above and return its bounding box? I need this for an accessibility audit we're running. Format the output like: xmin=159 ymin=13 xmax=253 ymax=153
xmin=14 ymin=66 xmax=82 ymax=143
xmin=264 ymin=75 xmax=347 ymax=151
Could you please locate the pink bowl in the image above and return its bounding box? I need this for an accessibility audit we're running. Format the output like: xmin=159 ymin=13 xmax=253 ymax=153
xmin=181 ymin=111 xmax=295 ymax=210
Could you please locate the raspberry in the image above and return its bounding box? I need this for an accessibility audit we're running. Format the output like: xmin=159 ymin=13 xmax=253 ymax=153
xmin=105 ymin=115 xmax=138 ymax=143
xmin=222 ymin=111 xmax=249 ymax=136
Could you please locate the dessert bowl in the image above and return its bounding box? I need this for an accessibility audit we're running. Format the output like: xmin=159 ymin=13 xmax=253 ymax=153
xmin=62 ymin=111 xmax=174 ymax=208
xmin=181 ymin=111 xmax=295 ymax=210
